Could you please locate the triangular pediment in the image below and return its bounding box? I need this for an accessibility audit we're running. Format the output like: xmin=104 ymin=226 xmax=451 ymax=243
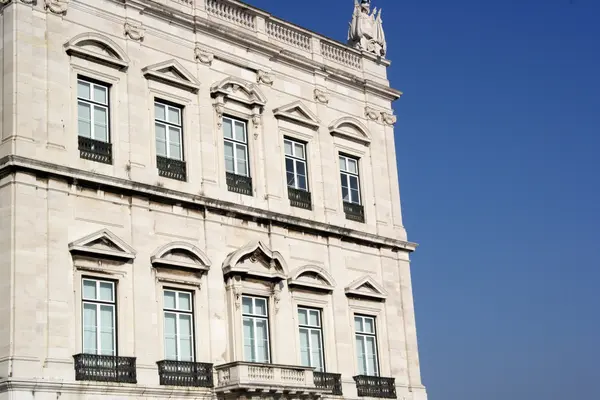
xmin=69 ymin=229 xmax=136 ymax=261
xmin=210 ymin=77 xmax=266 ymax=107
xmin=142 ymin=59 xmax=200 ymax=93
xmin=151 ymin=242 xmax=211 ymax=273
xmin=223 ymin=241 xmax=287 ymax=281
xmin=288 ymin=265 xmax=336 ymax=292
xmin=64 ymin=32 xmax=130 ymax=71
xmin=273 ymin=101 xmax=320 ymax=129
xmin=329 ymin=117 xmax=371 ymax=146
xmin=345 ymin=275 xmax=387 ymax=300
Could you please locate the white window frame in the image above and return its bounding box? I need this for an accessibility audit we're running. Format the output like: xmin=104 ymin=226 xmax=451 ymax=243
xmin=77 ymin=78 xmax=110 ymax=142
xmin=82 ymin=278 xmax=116 ymax=356
xmin=242 ymin=295 xmax=271 ymax=363
xmin=223 ymin=116 xmax=250 ymax=177
xmin=284 ymin=138 xmax=309 ymax=191
xmin=298 ymin=307 xmax=325 ymax=372
xmin=354 ymin=315 xmax=379 ymax=376
xmin=339 ymin=154 xmax=361 ymax=205
xmin=163 ymin=289 xmax=195 ymax=362
xmin=155 ymin=101 xmax=184 ymax=160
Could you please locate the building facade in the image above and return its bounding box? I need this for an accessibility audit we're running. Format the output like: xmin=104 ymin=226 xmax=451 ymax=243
xmin=0 ymin=0 xmax=427 ymax=400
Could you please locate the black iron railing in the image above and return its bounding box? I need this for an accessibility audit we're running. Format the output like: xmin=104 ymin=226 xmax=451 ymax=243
xmin=226 ymin=172 xmax=253 ymax=196
xmin=78 ymin=136 xmax=112 ymax=164
xmin=73 ymin=353 xmax=136 ymax=383
xmin=157 ymin=360 xmax=214 ymax=387
xmin=343 ymin=201 xmax=365 ymax=223
xmin=314 ymin=371 xmax=343 ymax=395
xmin=353 ymin=375 xmax=396 ymax=398
xmin=288 ymin=187 xmax=312 ymax=210
xmin=157 ymin=156 xmax=187 ymax=181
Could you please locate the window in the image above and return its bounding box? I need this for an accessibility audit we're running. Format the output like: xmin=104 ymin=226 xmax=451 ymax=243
xmin=223 ymin=116 xmax=249 ymax=177
xmin=77 ymin=79 xmax=109 ymax=142
xmin=163 ymin=289 xmax=194 ymax=362
xmin=298 ymin=307 xmax=324 ymax=372
xmin=354 ymin=315 xmax=379 ymax=376
xmin=82 ymin=278 xmax=116 ymax=356
xmin=285 ymin=139 xmax=308 ymax=191
xmin=155 ymin=101 xmax=183 ymax=161
xmin=339 ymin=155 xmax=361 ymax=204
xmin=242 ymin=295 xmax=270 ymax=363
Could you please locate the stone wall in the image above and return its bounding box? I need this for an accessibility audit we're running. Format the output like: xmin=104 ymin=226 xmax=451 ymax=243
xmin=0 ymin=176 xmax=12 ymax=375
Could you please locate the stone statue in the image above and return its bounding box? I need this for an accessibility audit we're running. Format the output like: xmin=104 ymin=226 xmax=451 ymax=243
xmin=347 ymin=0 xmax=387 ymax=57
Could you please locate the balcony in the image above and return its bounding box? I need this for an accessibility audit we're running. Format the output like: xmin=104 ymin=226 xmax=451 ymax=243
xmin=78 ymin=136 xmax=112 ymax=165
xmin=314 ymin=371 xmax=343 ymax=396
xmin=157 ymin=360 xmax=213 ymax=387
xmin=353 ymin=375 xmax=396 ymax=398
xmin=288 ymin=187 xmax=312 ymax=210
xmin=157 ymin=155 xmax=187 ymax=181
xmin=214 ymin=362 xmax=325 ymax=397
xmin=343 ymin=201 xmax=365 ymax=223
xmin=73 ymin=353 xmax=136 ymax=384
xmin=226 ymin=172 xmax=253 ymax=196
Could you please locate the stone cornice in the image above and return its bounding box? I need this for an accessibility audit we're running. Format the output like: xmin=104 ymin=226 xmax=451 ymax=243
xmin=0 ymin=156 xmax=418 ymax=253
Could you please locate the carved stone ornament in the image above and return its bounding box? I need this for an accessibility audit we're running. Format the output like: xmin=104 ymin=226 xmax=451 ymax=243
xmin=271 ymin=282 xmax=282 ymax=314
xmin=214 ymin=99 xmax=225 ymax=128
xmin=194 ymin=45 xmax=214 ymax=65
xmin=45 ymin=0 xmax=69 ymax=14
xmin=251 ymin=113 xmax=261 ymax=131
xmin=256 ymin=70 xmax=274 ymax=86
xmin=365 ymin=106 xmax=380 ymax=121
xmin=233 ymin=285 xmax=242 ymax=309
xmin=1 ymin=0 xmax=36 ymax=4
xmin=314 ymin=88 xmax=329 ymax=104
xmin=124 ymin=20 xmax=145 ymax=41
xmin=348 ymin=0 xmax=387 ymax=57
xmin=381 ymin=112 xmax=397 ymax=126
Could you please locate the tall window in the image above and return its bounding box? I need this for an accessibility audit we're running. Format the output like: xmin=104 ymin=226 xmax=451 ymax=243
xmin=354 ymin=315 xmax=379 ymax=376
xmin=223 ymin=116 xmax=249 ymax=177
xmin=155 ymin=101 xmax=183 ymax=160
xmin=298 ymin=307 xmax=324 ymax=372
xmin=163 ymin=289 xmax=194 ymax=362
xmin=242 ymin=295 xmax=270 ymax=363
xmin=285 ymin=138 xmax=308 ymax=191
xmin=82 ymin=278 xmax=116 ymax=356
xmin=339 ymin=155 xmax=361 ymax=204
xmin=77 ymin=78 xmax=109 ymax=142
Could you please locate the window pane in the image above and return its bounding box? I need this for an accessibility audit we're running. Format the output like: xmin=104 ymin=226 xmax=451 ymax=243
xmin=242 ymin=296 xmax=253 ymax=315
xmin=285 ymin=158 xmax=294 ymax=175
xmin=179 ymin=314 xmax=193 ymax=361
xmin=99 ymin=305 xmax=114 ymax=355
xmin=83 ymin=303 xmax=97 ymax=354
xmin=223 ymin=118 xmax=233 ymax=139
xmin=299 ymin=328 xmax=310 ymax=366
xmin=296 ymin=161 xmax=306 ymax=177
xmin=168 ymin=106 xmax=181 ymax=125
xmin=294 ymin=143 xmax=305 ymax=159
xmin=354 ymin=316 xmax=363 ymax=332
xmin=349 ymin=176 xmax=359 ymax=190
xmin=298 ymin=175 xmax=307 ymax=191
xmin=236 ymin=159 xmax=248 ymax=177
xmin=348 ymin=159 xmax=358 ymax=174
xmin=83 ymin=280 xmax=97 ymax=300
xmin=156 ymin=124 xmax=167 ymax=157
xmin=164 ymin=291 xmax=176 ymax=309
xmin=311 ymin=330 xmax=323 ymax=371
xmin=93 ymin=106 xmax=108 ymax=142
xmin=341 ymin=174 xmax=348 ymax=189
xmin=180 ymin=337 xmax=193 ymax=361
xmin=366 ymin=336 xmax=378 ymax=375
xmin=254 ymin=298 xmax=267 ymax=316
xmin=99 ymin=282 xmax=113 ymax=302
xmin=93 ymin=85 xmax=107 ymax=104
xmin=236 ymin=145 xmax=248 ymax=176
xmin=284 ymin=140 xmax=293 ymax=156
xmin=78 ymin=81 xmax=91 ymax=100
xmin=169 ymin=127 xmax=182 ymax=144
xmin=364 ymin=318 xmax=374 ymax=334
xmin=356 ymin=337 xmax=367 ymax=375
xmin=351 ymin=189 xmax=360 ymax=204
xmin=342 ymin=185 xmax=350 ymax=202
xmin=256 ymin=319 xmax=269 ymax=362
xmin=164 ymin=313 xmax=177 ymax=360
xmin=309 ymin=310 xmax=319 ymax=327
xmin=287 ymin=172 xmax=296 ymax=188
xmin=155 ymin=103 xmax=166 ymax=120
xmin=298 ymin=309 xmax=308 ymax=326
xmin=178 ymin=292 xmax=191 ymax=311
xmin=339 ymin=156 xmax=346 ymax=171
xmin=234 ymin=121 xmax=246 ymax=142
xmin=169 ymin=143 xmax=182 ymax=160
xmin=224 ymin=141 xmax=235 ymax=173
xmin=78 ymin=103 xmax=91 ymax=138
xmin=243 ymin=317 xmax=255 ymax=362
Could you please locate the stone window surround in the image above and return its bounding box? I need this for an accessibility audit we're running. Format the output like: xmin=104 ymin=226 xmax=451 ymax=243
xmin=331 ymin=139 xmax=372 ymax=219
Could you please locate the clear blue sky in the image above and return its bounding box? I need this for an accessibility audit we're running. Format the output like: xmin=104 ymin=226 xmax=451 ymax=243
xmin=247 ymin=1 xmax=600 ymax=399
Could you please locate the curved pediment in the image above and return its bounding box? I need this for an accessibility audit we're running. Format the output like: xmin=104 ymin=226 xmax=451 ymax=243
xmin=210 ymin=77 xmax=266 ymax=107
xmin=151 ymin=242 xmax=211 ymax=273
xmin=142 ymin=59 xmax=200 ymax=93
xmin=345 ymin=275 xmax=387 ymax=301
xmin=273 ymin=101 xmax=320 ymax=129
xmin=222 ymin=241 xmax=287 ymax=281
xmin=288 ymin=265 xmax=336 ymax=292
xmin=329 ymin=116 xmax=371 ymax=146
xmin=69 ymin=229 xmax=136 ymax=261
xmin=64 ymin=32 xmax=129 ymax=70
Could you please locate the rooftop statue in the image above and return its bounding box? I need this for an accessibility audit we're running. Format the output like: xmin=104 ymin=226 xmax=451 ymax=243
xmin=347 ymin=0 xmax=387 ymax=57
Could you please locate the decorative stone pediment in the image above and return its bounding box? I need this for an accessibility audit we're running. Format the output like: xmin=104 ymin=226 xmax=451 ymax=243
xmin=329 ymin=116 xmax=371 ymax=146
xmin=69 ymin=229 xmax=136 ymax=261
xmin=142 ymin=59 xmax=200 ymax=93
xmin=288 ymin=265 xmax=336 ymax=292
xmin=210 ymin=77 xmax=266 ymax=108
xmin=273 ymin=101 xmax=321 ymax=129
xmin=222 ymin=241 xmax=287 ymax=281
xmin=151 ymin=242 xmax=211 ymax=273
xmin=345 ymin=275 xmax=387 ymax=300
xmin=64 ymin=32 xmax=129 ymax=70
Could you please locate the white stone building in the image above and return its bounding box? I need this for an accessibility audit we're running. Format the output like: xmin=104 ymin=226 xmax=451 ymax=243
xmin=0 ymin=0 xmax=427 ymax=399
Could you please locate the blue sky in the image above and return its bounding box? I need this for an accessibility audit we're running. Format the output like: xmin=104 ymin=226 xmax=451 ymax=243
xmin=246 ymin=1 xmax=600 ymax=399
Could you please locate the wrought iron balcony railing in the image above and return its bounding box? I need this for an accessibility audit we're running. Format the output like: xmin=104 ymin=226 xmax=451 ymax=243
xmin=353 ymin=375 xmax=396 ymax=398
xmin=73 ymin=353 xmax=136 ymax=384
xmin=157 ymin=155 xmax=187 ymax=181
xmin=226 ymin=172 xmax=253 ymax=196
xmin=78 ymin=136 xmax=112 ymax=164
xmin=314 ymin=371 xmax=343 ymax=395
xmin=157 ymin=360 xmax=214 ymax=387
xmin=288 ymin=187 xmax=312 ymax=210
xmin=343 ymin=201 xmax=365 ymax=223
